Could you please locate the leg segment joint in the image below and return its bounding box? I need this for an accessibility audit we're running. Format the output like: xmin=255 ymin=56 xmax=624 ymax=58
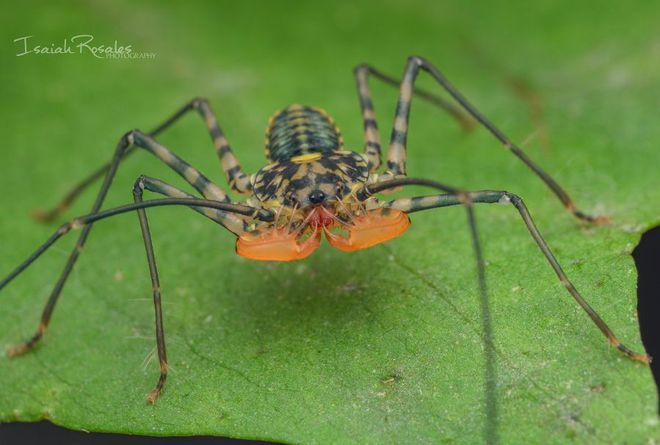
xmin=191 ymin=97 xmax=209 ymax=110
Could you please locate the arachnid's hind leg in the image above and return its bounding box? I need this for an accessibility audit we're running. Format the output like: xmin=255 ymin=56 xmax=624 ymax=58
xmin=353 ymin=64 xmax=473 ymax=173
xmin=34 ymin=97 xmax=251 ymax=222
xmin=378 ymin=56 xmax=607 ymax=224
xmin=380 ymin=181 xmax=649 ymax=363
xmin=5 ymin=130 xmax=248 ymax=357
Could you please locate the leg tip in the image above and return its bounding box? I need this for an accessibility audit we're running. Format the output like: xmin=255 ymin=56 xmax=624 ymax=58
xmin=146 ymin=370 xmax=167 ymax=404
xmin=31 ymin=209 xmax=54 ymax=223
xmin=591 ymin=214 xmax=612 ymax=226
xmin=614 ymin=341 xmax=651 ymax=364
xmin=635 ymin=353 xmax=652 ymax=364
xmin=146 ymin=389 xmax=161 ymax=405
xmin=7 ymin=343 xmax=28 ymax=358
xmin=31 ymin=203 xmax=69 ymax=223
xmin=571 ymin=208 xmax=611 ymax=226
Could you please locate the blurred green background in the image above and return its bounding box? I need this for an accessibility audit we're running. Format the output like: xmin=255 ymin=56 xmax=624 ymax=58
xmin=1 ymin=1 xmax=659 ymax=443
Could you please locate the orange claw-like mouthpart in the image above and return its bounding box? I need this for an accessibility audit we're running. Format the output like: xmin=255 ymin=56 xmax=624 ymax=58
xmin=236 ymin=226 xmax=321 ymax=261
xmin=236 ymin=208 xmax=410 ymax=261
xmin=325 ymin=208 xmax=411 ymax=252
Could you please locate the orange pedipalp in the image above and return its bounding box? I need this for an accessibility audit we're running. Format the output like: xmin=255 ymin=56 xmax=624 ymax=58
xmin=325 ymin=208 xmax=411 ymax=252
xmin=236 ymin=208 xmax=410 ymax=260
xmin=236 ymin=226 xmax=321 ymax=261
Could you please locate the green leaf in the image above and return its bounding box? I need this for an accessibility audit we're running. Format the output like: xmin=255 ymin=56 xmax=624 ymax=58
xmin=1 ymin=1 xmax=659 ymax=443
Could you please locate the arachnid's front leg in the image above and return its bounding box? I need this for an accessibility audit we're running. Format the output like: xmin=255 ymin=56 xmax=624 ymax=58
xmin=4 ymin=128 xmax=250 ymax=358
xmin=2 ymin=189 xmax=269 ymax=402
xmin=192 ymin=98 xmax=253 ymax=194
xmin=376 ymin=179 xmax=649 ymax=363
xmin=378 ymin=56 xmax=607 ymax=224
xmin=133 ymin=175 xmax=253 ymax=230
xmin=132 ymin=178 xmax=169 ymax=403
xmin=131 ymin=175 xmax=260 ymax=402
xmin=34 ymin=97 xmax=252 ymax=222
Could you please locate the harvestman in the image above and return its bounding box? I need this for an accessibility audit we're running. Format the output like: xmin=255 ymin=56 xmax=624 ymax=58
xmin=1 ymin=56 xmax=649 ymax=403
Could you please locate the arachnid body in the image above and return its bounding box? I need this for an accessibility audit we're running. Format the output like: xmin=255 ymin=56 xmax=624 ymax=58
xmin=1 ymin=56 xmax=648 ymax=404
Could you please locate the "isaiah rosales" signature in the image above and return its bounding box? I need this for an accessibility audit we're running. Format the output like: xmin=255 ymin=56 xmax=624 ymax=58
xmin=13 ymin=35 xmax=155 ymax=59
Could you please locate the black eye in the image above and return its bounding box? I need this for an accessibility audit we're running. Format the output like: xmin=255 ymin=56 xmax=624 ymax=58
xmin=308 ymin=190 xmax=326 ymax=205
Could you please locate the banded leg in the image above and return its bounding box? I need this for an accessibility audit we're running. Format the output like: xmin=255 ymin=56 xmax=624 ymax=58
xmin=2 ymin=197 xmax=265 ymax=404
xmin=1 ymin=198 xmax=267 ymax=298
xmin=1 ymin=196 xmax=267 ymax=361
xmin=381 ymin=56 xmax=606 ymax=224
xmin=131 ymin=175 xmax=258 ymax=402
xmin=134 ymin=175 xmax=236 ymax=225
xmin=34 ymin=97 xmax=251 ymax=222
xmin=194 ymin=98 xmax=252 ymax=194
xmin=354 ymin=64 xmax=473 ymax=173
xmin=127 ymin=131 xmax=249 ymax=233
xmin=131 ymin=178 xmax=168 ymax=403
xmin=370 ymin=178 xmax=649 ymax=363
xmin=5 ymin=130 xmax=245 ymax=357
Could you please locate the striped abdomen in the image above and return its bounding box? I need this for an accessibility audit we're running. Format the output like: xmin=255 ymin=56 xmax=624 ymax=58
xmin=265 ymin=105 xmax=343 ymax=162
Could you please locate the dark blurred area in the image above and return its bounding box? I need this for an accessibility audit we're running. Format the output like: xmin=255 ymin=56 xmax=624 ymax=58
xmin=633 ymin=226 xmax=660 ymax=412
xmin=0 ymin=421 xmax=279 ymax=445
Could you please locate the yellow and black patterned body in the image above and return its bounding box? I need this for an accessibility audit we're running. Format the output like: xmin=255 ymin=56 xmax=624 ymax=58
xmin=254 ymin=105 xmax=369 ymax=210
xmin=236 ymin=103 xmax=412 ymax=262
xmin=265 ymin=104 xmax=344 ymax=161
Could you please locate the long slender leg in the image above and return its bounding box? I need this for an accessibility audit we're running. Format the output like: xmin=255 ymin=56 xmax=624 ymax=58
xmin=135 ymin=176 xmax=238 ymax=225
xmin=125 ymin=131 xmax=249 ymax=233
xmin=34 ymin=97 xmax=251 ymax=222
xmin=131 ymin=175 xmax=261 ymax=402
xmin=464 ymin=41 xmax=552 ymax=153
xmin=132 ymin=178 xmax=167 ymax=403
xmin=380 ymin=56 xmax=606 ymax=224
xmin=353 ymin=64 xmax=473 ymax=173
xmin=194 ymin=98 xmax=252 ymax=194
xmin=5 ymin=130 xmax=247 ymax=356
xmin=2 ymin=197 xmax=268 ymax=356
xmin=369 ymin=178 xmax=649 ymax=362
xmin=353 ymin=66 xmax=383 ymax=172
xmin=3 ymin=196 xmax=265 ymax=403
